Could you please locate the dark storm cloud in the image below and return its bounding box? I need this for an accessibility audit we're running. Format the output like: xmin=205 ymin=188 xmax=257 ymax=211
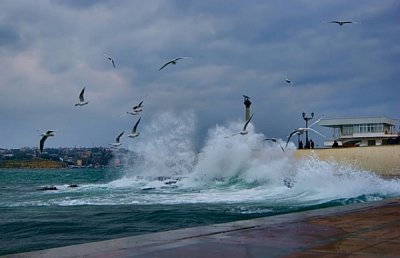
xmin=0 ymin=0 xmax=398 ymax=148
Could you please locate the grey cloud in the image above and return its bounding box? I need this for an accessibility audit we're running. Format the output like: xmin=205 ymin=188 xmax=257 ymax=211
xmin=0 ymin=25 xmax=20 ymax=47
xmin=0 ymin=1 xmax=398 ymax=149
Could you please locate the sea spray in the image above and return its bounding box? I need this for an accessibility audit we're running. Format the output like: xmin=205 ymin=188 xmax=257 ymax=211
xmin=88 ymin=111 xmax=400 ymax=205
xmin=292 ymin=153 xmax=400 ymax=201
xmin=190 ymin=120 xmax=295 ymax=187
xmin=123 ymin=111 xmax=198 ymax=178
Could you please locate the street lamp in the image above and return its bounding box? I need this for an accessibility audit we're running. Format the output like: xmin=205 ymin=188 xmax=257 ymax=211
xmin=302 ymin=112 xmax=314 ymax=148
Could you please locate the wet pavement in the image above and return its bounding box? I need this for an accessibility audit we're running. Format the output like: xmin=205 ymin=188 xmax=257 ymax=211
xmin=6 ymin=198 xmax=400 ymax=257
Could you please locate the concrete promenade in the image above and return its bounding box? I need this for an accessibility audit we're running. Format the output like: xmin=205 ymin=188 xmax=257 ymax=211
xmin=295 ymin=145 xmax=400 ymax=176
xmin=6 ymin=198 xmax=400 ymax=258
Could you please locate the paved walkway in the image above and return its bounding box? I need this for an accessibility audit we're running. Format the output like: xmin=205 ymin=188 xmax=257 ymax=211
xmin=6 ymin=199 xmax=400 ymax=257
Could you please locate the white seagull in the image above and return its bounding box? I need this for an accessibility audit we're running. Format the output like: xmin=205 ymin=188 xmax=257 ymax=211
xmin=128 ymin=117 xmax=141 ymax=138
xmin=104 ymin=54 xmax=115 ymax=68
xmin=328 ymin=20 xmax=357 ymax=26
xmin=159 ymin=57 xmax=189 ymax=71
xmin=39 ymin=130 xmax=56 ymax=153
xmin=75 ymin=87 xmax=89 ymax=106
xmin=126 ymin=100 xmax=143 ymax=115
xmin=110 ymin=132 xmax=124 ymax=147
xmin=285 ymin=116 xmax=325 ymax=148
xmin=285 ymin=78 xmax=294 ymax=85
xmin=264 ymin=138 xmax=285 ymax=152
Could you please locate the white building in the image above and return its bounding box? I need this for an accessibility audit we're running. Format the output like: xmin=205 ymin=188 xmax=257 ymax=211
xmin=319 ymin=117 xmax=399 ymax=147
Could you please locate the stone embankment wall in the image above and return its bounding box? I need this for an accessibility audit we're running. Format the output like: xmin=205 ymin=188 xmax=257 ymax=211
xmin=295 ymin=145 xmax=400 ymax=177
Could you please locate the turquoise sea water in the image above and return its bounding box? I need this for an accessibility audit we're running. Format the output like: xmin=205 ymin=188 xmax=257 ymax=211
xmin=2 ymin=163 xmax=400 ymax=255
xmin=1 ymin=117 xmax=400 ymax=255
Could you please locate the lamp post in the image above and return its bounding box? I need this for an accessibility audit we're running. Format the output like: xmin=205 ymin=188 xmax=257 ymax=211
xmin=302 ymin=112 xmax=314 ymax=148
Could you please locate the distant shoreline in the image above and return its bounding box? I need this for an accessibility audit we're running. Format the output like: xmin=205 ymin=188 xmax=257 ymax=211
xmin=0 ymin=159 xmax=68 ymax=169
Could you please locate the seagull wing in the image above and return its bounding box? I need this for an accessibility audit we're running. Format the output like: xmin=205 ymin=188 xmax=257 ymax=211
xmin=307 ymin=128 xmax=326 ymax=138
xmin=278 ymin=142 xmax=285 ymax=152
xmin=132 ymin=117 xmax=141 ymax=133
xmin=134 ymin=100 xmax=144 ymax=109
xmin=79 ymin=87 xmax=85 ymax=102
xmin=159 ymin=61 xmax=173 ymax=71
xmin=111 ymin=59 xmax=115 ymax=68
xmin=264 ymin=138 xmax=277 ymax=142
xmin=116 ymin=132 xmax=124 ymax=143
xmin=46 ymin=130 xmax=56 ymax=134
xmin=39 ymin=136 xmax=48 ymax=153
xmin=286 ymin=130 xmax=299 ymax=148
xmin=309 ymin=115 xmax=324 ymax=128
xmin=243 ymin=114 xmax=253 ymax=131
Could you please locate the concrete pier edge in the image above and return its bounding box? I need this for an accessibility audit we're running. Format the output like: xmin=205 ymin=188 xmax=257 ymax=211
xmin=5 ymin=198 xmax=400 ymax=257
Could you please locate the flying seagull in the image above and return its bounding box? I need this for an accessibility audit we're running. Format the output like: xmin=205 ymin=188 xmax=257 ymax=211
xmin=39 ymin=130 xmax=56 ymax=153
xmin=133 ymin=100 xmax=143 ymax=113
xmin=128 ymin=117 xmax=141 ymax=138
xmin=328 ymin=20 xmax=357 ymax=26
xmin=75 ymin=87 xmax=89 ymax=106
xmin=264 ymin=138 xmax=285 ymax=152
xmin=285 ymin=78 xmax=294 ymax=85
xmin=110 ymin=132 xmax=124 ymax=147
xmin=159 ymin=57 xmax=189 ymax=71
xmin=285 ymin=116 xmax=326 ymax=148
xmin=104 ymin=54 xmax=115 ymax=68
xmin=126 ymin=100 xmax=143 ymax=115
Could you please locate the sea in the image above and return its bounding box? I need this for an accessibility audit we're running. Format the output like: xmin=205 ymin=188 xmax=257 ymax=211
xmin=1 ymin=114 xmax=400 ymax=255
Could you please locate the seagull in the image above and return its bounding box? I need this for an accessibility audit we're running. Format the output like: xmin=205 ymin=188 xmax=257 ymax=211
xmin=110 ymin=132 xmax=124 ymax=147
xmin=239 ymin=114 xmax=253 ymax=135
xmin=128 ymin=117 xmax=141 ymax=138
xmin=285 ymin=78 xmax=294 ymax=85
xmin=159 ymin=57 xmax=189 ymax=71
xmin=39 ymin=130 xmax=56 ymax=153
xmin=126 ymin=100 xmax=143 ymax=115
xmin=133 ymin=100 xmax=143 ymax=113
xmin=285 ymin=116 xmax=325 ymax=148
xmin=75 ymin=87 xmax=89 ymax=106
xmin=328 ymin=20 xmax=357 ymax=26
xmin=264 ymin=138 xmax=285 ymax=152
xmin=104 ymin=54 xmax=115 ymax=68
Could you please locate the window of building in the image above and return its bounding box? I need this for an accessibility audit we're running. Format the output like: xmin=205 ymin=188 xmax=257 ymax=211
xmin=342 ymin=125 xmax=353 ymax=135
xmin=355 ymin=123 xmax=383 ymax=134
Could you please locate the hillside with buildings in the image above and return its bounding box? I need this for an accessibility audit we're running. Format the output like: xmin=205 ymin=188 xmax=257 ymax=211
xmin=0 ymin=147 xmax=129 ymax=168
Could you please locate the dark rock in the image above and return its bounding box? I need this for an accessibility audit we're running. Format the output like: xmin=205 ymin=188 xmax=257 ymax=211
xmin=39 ymin=186 xmax=58 ymax=191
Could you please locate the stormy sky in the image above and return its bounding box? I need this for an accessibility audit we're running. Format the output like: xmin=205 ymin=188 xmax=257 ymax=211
xmin=0 ymin=0 xmax=399 ymax=149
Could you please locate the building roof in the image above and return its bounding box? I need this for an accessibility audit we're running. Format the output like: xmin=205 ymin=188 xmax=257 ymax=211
xmin=319 ymin=117 xmax=399 ymax=128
